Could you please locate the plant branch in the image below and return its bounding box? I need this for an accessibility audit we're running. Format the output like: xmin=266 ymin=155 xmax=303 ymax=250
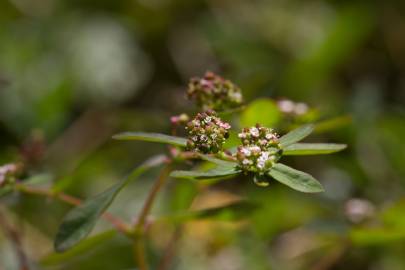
xmin=134 ymin=163 xmax=172 ymax=233
xmin=14 ymin=184 xmax=131 ymax=235
xmin=0 ymin=207 xmax=30 ymax=270
xmin=132 ymin=162 xmax=172 ymax=270
xmin=157 ymin=226 xmax=183 ymax=270
xmin=133 ymin=238 xmax=149 ymax=270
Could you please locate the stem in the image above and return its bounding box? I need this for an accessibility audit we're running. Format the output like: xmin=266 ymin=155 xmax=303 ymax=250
xmin=132 ymin=163 xmax=172 ymax=270
xmin=14 ymin=184 xmax=131 ymax=235
xmin=134 ymin=164 xmax=172 ymax=232
xmin=133 ymin=240 xmax=148 ymax=270
xmin=0 ymin=207 xmax=30 ymax=270
xmin=157 ymin=226 xmax=183 ymax=270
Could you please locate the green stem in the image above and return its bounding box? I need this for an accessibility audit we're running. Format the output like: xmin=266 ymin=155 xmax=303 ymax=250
xmin=133 ymin=163 xmax=172 ymax=270
xmin=0 ymin=207 xmax=30 ymax=270
xmin=157 ymin=226 xmax=183 ymax=270
xmin=134 ymin=164 xmax=172 ymax=232
xmin=133 ymin=239 xmax=148 ymax=270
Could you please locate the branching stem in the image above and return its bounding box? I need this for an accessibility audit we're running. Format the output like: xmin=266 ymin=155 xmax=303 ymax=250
xmin=0 ymin=207 xmax=30 ymax=270
xmin=132 ymin=162 xmax=172 ymax=270
xmin=14 ymin=184 xmax=131 ymax=235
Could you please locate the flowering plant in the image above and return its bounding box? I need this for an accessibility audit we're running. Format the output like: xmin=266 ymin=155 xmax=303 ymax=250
xmin=54 ymin=72 xmax=345 ymax=267
xmin=0 ymin=71 xmax=346 ymax=270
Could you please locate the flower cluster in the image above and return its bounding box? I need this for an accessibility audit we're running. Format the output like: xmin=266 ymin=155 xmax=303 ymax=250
xmin=236 ymin=125 xmax=281 ymax=175
xmin=187 ymin=71 xmax=243 ymax=111
xmin=186 ymin=111 xmax=231 ymax=154
xmin=0 ymin=163 xmax=21 ymax=187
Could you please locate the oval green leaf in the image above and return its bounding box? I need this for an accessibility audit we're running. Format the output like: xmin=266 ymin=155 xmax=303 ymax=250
xmin=268 ymin=163 xmax=324 ymax=193
xmin=43 ymin=230 xmax=117 ymax=265
xmin=283 ymin=143 xmax=347 ymax=155
xmin=279 ymin=124 xmax=314 ymax=148
xmin=54 ymin=155 xmax=166 ymax=252
xmin=170 ymin=166 xmax=241 ymax=180
xmin=112 ymin=132 xmax=187 ymax=147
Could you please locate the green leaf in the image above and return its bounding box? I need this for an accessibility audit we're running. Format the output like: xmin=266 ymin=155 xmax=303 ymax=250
xmin=54 ymin=155 xmax=166 ymax=252
xmin=283 ymin=143 xmax=347 ymax=155
xmin=268 ymin=163 xmax=324 ymax=193
xmin=170 ymin=166 xmax=241 ymax=180
xmin=112 ymin=132 xmax=187 ymax=147
xmin=165 ymin=201 xmax=259 ymax=223
xmin=240 ymin=98 xmax=281 ymax=127
xmin=279 ymin=124 xmax=314 ymax=148
xmin=42 ymin=230 xmax=117 ymax=265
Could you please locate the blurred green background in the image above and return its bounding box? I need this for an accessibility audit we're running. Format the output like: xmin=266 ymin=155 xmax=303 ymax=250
xmin=1 ymin=0 xmax=405 ymax=269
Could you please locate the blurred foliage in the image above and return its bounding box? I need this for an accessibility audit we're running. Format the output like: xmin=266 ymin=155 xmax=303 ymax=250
xmin=1 ymin=0 xmax=405 ymax=269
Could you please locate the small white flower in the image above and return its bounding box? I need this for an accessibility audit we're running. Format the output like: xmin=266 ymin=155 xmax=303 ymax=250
xmin=257 ymin=160 xmax=265 ymax=169
xmin=241 ymin=147 xmax=251 ymax=156
xmin=193 ymin=119 xmax=201 ymax=126
xmin=200 ymin=135 xmax=208 ymax=142
xmin=204 ymin=116 xmax=212 ymax=123
xmin=220 ymin=122 xmax=231 ymax=129
xmin=249 ymin=146 xmax=261 ymax=154
xmin=259 ymin=139 xmax=267 ymax=145
xmin=242 ymin=159 xmax=252 ymax=165
xmin=257 ymin=156 xmax=266 ymax=164
xmin=265 ymin=133 xmax=275 ymax=140
xmin=260 ymin=151 xmax=270 ymax=159
xmin=250 ymin=127 xmax=259 ymax=137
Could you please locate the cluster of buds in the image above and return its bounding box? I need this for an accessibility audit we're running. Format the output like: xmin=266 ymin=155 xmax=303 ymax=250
xmin=236 ymin=125 xmax=281 ymax=175
xmin=186 ymin=111 xmax=231 ymax=154
xmin=0 ymin=163 xmax=21 ymax=187
xmin=187 ymin=71 xmax=243 ymax=111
